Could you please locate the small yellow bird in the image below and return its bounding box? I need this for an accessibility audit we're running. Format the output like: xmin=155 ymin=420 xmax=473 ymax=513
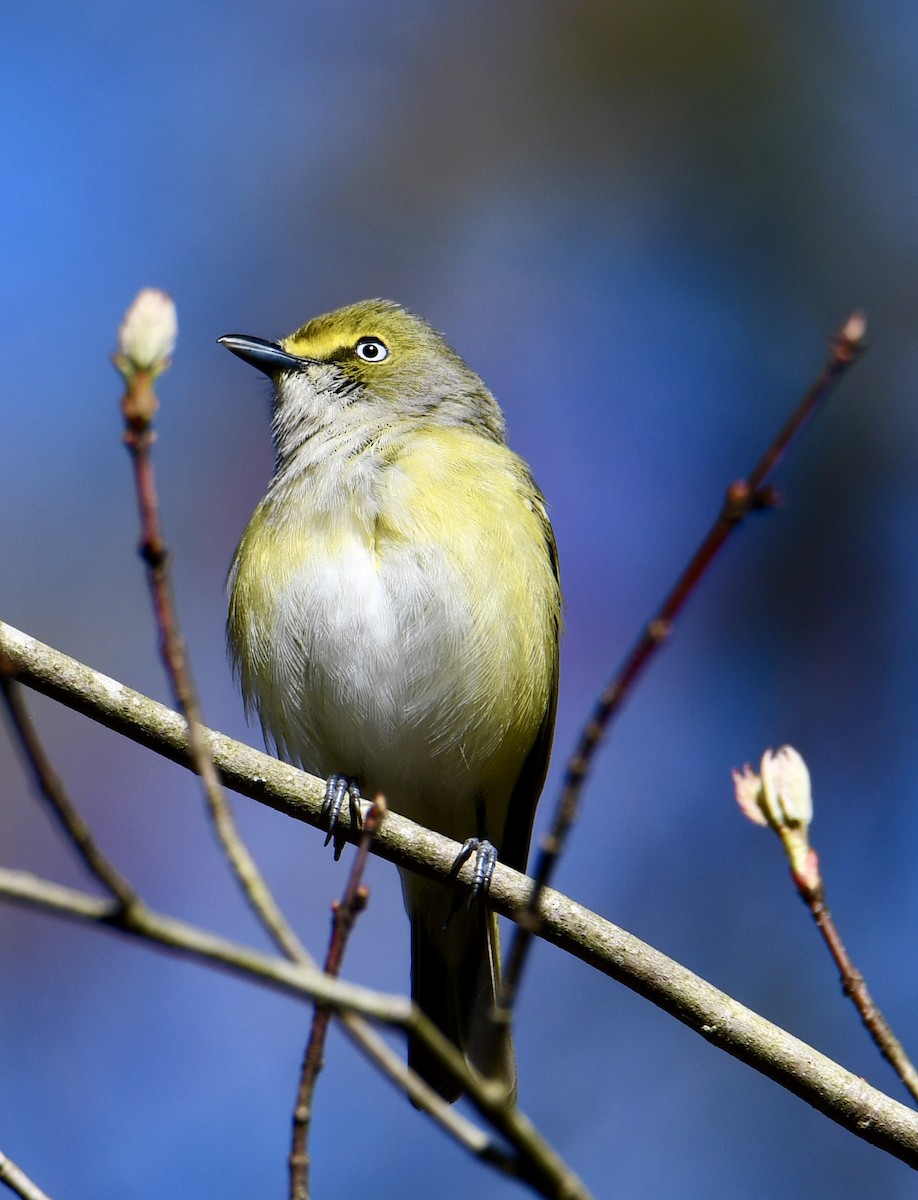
xmin=221 ymin=300 xmax=561 ymax=1101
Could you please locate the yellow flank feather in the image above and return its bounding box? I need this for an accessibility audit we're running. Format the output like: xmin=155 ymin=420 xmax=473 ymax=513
xmin=222 ymin=300 xmax=560 ymax=1103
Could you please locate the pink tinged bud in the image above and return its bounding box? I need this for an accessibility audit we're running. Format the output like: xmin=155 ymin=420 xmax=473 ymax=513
xmin=733 ymin=746 xmax=813 ymax=879
xmin=733 ymin=747 xmax=812 ymax=830
xmin=732 ymin=763 xmax=769 ymax=827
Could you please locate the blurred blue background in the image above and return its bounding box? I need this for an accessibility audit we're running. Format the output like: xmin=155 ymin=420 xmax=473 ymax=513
xmin=2 ymin=1 xmax=918 ymax=1196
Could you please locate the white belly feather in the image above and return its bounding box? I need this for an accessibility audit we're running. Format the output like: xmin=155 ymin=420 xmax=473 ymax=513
xmin=229 ymin=426 xmax=558 ymax=846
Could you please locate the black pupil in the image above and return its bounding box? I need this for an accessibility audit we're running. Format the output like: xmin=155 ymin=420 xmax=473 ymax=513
xmin=362 ymin=341 xmax=380 ymax=358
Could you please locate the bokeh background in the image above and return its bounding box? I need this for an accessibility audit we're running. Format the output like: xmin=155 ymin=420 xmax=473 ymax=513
xmin=2 ymin=2 xmax=918 ymax=1197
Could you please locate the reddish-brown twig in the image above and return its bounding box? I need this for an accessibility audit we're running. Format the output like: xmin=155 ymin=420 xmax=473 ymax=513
xmin=734 ymin=748 xmax=918 ymax=1103
xmin=289 ymin=800 xmax=384 ymax=1200
xmin=791 ymin=849 xmax=918 ymax=1104
xmin=501 ymin=313 xmax=867 ymax=1012
xmin=118 ymin=350 xmax=307 ymax=963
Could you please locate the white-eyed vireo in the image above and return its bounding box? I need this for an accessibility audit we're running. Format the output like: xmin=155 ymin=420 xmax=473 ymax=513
xmin=221 ymin=300 xmax=561 ymax=1102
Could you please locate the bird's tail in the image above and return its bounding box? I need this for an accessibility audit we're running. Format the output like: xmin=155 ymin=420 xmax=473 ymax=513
xmin=403 ymin=876 xmax=516 ymax=1104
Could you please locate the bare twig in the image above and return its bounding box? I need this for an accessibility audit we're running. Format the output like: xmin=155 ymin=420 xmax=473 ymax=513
xmin=0 ymin=866 xmax=408 ymax=1014
xmin=3 ymin=859 xmax=918 ymax=1173
xmin=0 ymin=1151 xmax=54 ymax=1200
xmin=0 ymin=656 xmax=137 ymax=909
xmin=290 ymin=801 xmax=384 ymax=1200
xmin=0 ymin=627 xmax=581 ymax=1195
xmin=793 ymin=855 xmax=918 ymax=1104
xmin=0 ymin=624 xmax=532 ymax=1173
xmin=403 ymin=1010 xmax=591 ymax=1197
xmin=0 ymin=867 xmax=590 ymax=1199
xmin=333 ymin=1015 xmax=517 ymax=1167
xmin=5 ymin=625 xmax=918 ymax=1170
xmin=115 ymin=296 xmax=307 ymax=963
xmin=734 ymin=748 xmax=918 ymax=1103
xmin=501 ymin=313 xmax=868 ymax=1012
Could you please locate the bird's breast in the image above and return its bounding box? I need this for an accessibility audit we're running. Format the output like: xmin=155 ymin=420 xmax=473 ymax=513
xmin=228 ymin=428 xmax=559 ymax=835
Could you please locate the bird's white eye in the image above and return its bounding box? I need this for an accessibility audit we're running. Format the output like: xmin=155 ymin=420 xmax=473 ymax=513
xmin=355 ymin=337 xmax=389 ymax=363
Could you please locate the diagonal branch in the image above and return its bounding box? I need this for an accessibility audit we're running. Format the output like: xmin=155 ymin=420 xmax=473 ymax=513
xmin=0 ymin=867 xmax=590 ymax=1200
xmin=0 ymin=624 xmax=556 ymax=1187
xmin=0 ymin=658 xmax=137 ymax=909
xmin=501 ymin=312 xmax=868 ymax=1010
xmin=0 ymin=1151 xmax=54 ymax=1200
xmin=1 ymin=622 xmax=917 ymax=1170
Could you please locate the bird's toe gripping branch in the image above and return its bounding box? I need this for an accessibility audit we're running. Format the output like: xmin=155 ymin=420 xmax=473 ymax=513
xmin=321 ymin=774 xmax=363 ymax=860
xmin=450 ymin=837 xmax=499 ymax=907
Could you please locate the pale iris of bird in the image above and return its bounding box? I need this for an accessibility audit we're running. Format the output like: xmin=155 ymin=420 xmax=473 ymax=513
xmin=220 ymin=300 xmax=561 ymax=1101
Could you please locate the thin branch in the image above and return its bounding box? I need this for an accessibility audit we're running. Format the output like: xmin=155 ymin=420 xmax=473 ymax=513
xmin=0 ymin=1152 xmax=53 ymax=1200
xmin=403 ymin=1010 xmax=591 ymax=1197
xmin=109 ymin=297 xmax=589 ymax=1197
xmin=2 ymin=625 xmax=918 ymax=1168
xmin=0 ymin=867 xmax=590 ymax=1200
xmin=333 ymin=1015 xmax=516 ymax=1168
xmin=290 ymin=801 xmax=383 ymax=1200
xmin=0 ymin=867 xmax=406 ymax=1018
xmin=734 ymin=749 xmax=918 ymax=1104
xmin=791 ymin=852 xmax=918 ymax=1104
xmin=117 ymin=351 xmax=308 ymax=964
xmin=0 ymin=625 xmax=548 ymax=1181
xmin=0 ymin=657 xmax=137 ymax=908
xmin=501 ymin=312 xmax=868 ymax=1012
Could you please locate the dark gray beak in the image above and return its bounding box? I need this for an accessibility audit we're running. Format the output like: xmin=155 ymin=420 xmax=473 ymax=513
xmin=218 ymin=334 xmax=304 ymax=377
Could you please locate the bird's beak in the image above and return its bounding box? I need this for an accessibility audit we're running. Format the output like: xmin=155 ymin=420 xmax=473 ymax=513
xmin=218 ymin=334 xmax=304 ymax=377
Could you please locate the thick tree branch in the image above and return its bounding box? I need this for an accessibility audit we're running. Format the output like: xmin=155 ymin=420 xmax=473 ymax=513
xmin=0 ymin=1151 xmax=53 ymax=1200
xmin=1 ymin=620 xmax=917 ymax=1169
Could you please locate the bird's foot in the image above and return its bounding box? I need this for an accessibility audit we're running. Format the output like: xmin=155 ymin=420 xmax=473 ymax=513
xmin=450 ymin=837 xmax=499 ymax=905
xmin=321 ymin=774 xmax=363 ymax=860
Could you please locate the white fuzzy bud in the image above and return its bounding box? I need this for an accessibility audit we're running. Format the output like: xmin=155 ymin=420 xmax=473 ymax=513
xmin=116 ymin=289 xmax=177 ymax=376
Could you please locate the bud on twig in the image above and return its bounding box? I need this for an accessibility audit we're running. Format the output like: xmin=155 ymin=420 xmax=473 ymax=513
xmin=733 ymin=746 xmax=817 ymax=886
xmin=114 ymin=289 xmax=177 ymax=429
xmin=114 ymin=289 xmax=177 ymax=380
